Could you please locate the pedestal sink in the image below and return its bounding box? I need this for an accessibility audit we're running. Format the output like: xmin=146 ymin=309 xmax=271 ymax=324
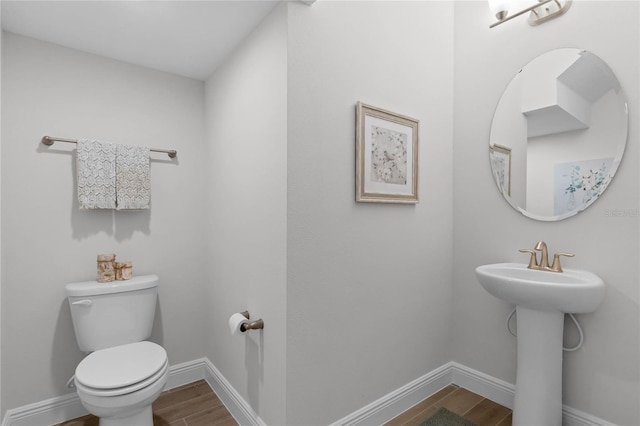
xmin=475 ymin=263 xmax=605 ymax=426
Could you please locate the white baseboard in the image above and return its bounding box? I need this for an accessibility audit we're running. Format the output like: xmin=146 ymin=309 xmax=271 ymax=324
xmin=449 ymin=362 xmax=515 ymax=409
xmin=0 ymin=392 xmax=86 ymax=426
xmin=1 ymin=359 xmax=616 ymax=426
xmin=329 ymin=362 xmax=452 ymax=426
xmin=164 ymin=357 xmax=210 ymax=390
xmin=0 ymin=358 xmax=220 ymax=426
xmin=562 ymin=405 xmax=618 ymax=426
xmin=449 ymin=362 xmax=616 ymax=426
xmin=201 ymin=358 xmax=265 ymax=426
xmin=330 ymin=361 xmax=615 ymax=426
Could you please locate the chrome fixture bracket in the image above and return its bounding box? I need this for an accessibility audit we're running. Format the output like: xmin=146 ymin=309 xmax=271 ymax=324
xmin=490 ymin=0 xmax=572 ymax=28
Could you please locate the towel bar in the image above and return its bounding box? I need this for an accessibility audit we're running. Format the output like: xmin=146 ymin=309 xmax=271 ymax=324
xmin=41 ymin=136 xmax=177 ymax=159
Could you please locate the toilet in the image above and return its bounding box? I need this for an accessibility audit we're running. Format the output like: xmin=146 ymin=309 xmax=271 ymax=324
xmin=66 ymin=275 xmax=168 ymax=426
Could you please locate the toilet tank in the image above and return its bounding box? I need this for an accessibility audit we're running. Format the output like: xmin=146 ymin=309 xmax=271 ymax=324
xmin=66 ymin=275 xmax=159 ymax=352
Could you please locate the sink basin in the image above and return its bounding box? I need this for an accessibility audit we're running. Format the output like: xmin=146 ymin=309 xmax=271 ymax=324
xmin=475 ymin=262 xmax=606 ymax=425
xmin=475 ymin=262 xmax=605 ymax=313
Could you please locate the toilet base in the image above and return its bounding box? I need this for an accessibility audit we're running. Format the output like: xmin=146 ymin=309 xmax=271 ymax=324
xmin=98 ymin=405 xmax=152 ymax=426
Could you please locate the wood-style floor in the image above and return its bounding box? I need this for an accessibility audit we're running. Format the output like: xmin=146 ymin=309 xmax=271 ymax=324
xmin=58 ymin=380 xmax=510 ymax=426
xmin=57 ymin=380 xmax=238 ymax=426
xmin=385 ymin=384 xmax=512 ymax=426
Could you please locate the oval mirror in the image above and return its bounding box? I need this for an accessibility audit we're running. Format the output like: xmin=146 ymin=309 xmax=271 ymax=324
xmin=489 ymin=48 xmax=628 ymax=221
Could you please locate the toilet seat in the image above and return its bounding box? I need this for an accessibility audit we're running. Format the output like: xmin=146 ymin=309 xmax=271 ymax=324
xmin=75 ymin=341 xmax=168 ymax=397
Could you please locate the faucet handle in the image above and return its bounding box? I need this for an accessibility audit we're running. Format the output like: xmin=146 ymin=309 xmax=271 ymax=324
xmin=519 ymin=249 xmax=539 ymax=269
xmin=550 ymin=252 xmax=575 ymax=272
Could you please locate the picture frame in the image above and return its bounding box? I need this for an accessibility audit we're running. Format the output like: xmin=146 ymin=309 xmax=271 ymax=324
xmin=489 ymin=144 xmax=511 ymax=196
xmin=356 ymin=102 xmax=419 ymax=203
xmin=553 ymin=157 xmax=613 ymax=216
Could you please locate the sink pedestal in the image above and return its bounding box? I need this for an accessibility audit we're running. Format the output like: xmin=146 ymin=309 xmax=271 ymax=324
xmin=513 ymin=306 xmax=563 ymax=426
xmin=476 ymin=262 xmax=605 ymax=426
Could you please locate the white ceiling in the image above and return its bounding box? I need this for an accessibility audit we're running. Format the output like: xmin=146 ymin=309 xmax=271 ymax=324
xmin=1 ymin=0 xmax=282 ymax=81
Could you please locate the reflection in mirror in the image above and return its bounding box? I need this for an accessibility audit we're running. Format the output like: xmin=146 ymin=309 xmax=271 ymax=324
xmin=489 ymin=48 xmax=628 ymax=221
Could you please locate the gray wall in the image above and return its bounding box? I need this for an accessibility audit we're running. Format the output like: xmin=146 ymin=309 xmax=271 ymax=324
xmin=1 ymin=2 xmax=639 ymax=425
xmin=204 ymin=3 xmax=288 ymax=425
xmin=1 ymin=33 xmax=208 ymax=414
xmin=286 ymin=2 xmax=454 ymax=424
xmin=452 ymin=2 xmax=640 ymax=425
xmin=203 ymin=2 xmax=454 ymax=424
xmin=0 ymin=21 xmax=3 ymax=419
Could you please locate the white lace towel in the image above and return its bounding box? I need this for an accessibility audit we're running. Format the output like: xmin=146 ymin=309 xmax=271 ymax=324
xmin=116 ymin=144 xmax=151 ymax=210
xmin=76 ymin=139 xmax=116 ymax=209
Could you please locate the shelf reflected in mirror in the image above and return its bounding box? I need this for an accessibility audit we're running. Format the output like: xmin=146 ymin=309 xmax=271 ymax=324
xmin=489 ymin=48 xmax=628 ymax=221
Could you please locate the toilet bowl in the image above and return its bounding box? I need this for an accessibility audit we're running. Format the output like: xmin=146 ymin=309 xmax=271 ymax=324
xmin=74 ymin=341 xmax=168 ymax=426
xmin=66 ymin=275 xmax=167 ymax=425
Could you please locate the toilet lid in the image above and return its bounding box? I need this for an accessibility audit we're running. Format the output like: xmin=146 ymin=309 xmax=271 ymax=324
xmin=75 ymin=341 xmax=167 ymax=390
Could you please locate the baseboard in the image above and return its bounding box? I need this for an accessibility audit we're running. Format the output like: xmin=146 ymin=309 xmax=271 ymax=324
xmin=562 ymin=405 xmax=619 ymax=426
xmin=166 ymin=358 xmax=264 ymax=425
xmin=1 ymin=359 xmax=617 ymax=426
xmin=330 ymin=361 xmax=616 ymax=426
xmin=329 ymin=362 xmax=453 ymax=426
xmin=164 ymin=357 xmax=210 ymax=390
xmin=0 ymin=358 xmax=218 ymax=426
xmin=449 ymin=362 xmax=515 ymax=409
xmin=449 ymin=362 xmax=617 ymax=426
xmin=0 ymin=392 xmax=86 ymax=426
xmin=201 ymin=358 xmax=266 ymax=426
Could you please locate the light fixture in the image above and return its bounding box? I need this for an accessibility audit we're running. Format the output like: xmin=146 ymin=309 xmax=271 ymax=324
xmin=488 ymin=0 xmax=510 ymax=21
xmin=489 ymin=0 xmax=572 ymax=28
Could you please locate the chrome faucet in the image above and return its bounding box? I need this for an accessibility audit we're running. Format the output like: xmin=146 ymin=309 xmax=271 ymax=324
xmin=519 ymin=241 xmax=574 ymax=272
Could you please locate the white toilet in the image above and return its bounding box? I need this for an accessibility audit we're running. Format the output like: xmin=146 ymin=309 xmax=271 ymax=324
xmin=66 ymin=275 xmax=168 ymax=426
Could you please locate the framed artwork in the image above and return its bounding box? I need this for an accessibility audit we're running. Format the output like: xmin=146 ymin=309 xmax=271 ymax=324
xmin=553 ymin=157 xmax=613 ymax=216
xmin=356 ymin=102 xmax=419 ymax=203
xmin=489 ymin=144 xmax=511 ymax=196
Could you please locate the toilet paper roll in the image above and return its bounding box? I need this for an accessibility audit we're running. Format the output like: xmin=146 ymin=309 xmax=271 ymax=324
xmin=229 ymin=313 xmax=249 ymax=336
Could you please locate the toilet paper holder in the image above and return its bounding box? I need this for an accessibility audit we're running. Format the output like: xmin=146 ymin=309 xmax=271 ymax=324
xmin=240 ymin=311 xmax=264 ymax=331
